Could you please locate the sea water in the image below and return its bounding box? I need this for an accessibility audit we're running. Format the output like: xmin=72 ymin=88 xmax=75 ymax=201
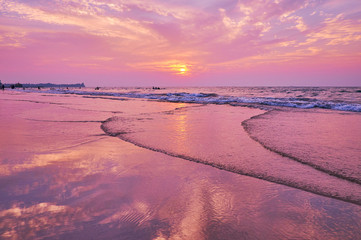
xmin=36 ymin=86 xmax=361 ymax=112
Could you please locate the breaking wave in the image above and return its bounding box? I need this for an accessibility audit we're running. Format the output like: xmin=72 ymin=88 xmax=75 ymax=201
xmin=20 ymin=88 xmax=361 ymax=112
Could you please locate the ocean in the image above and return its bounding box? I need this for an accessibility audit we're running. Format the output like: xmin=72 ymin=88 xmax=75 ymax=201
xmin=39 ymin=86 xmax=361 ymax=112
xmin=1 ymin=86 xmax=361 ymax=239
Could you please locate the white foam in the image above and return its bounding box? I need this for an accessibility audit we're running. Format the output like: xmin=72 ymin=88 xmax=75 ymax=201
xmin=16 ymin=88 xmax=361 ymax=112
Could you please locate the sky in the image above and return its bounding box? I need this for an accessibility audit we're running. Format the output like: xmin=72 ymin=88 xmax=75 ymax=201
xmin=0 ymin=0 xmax=360 ymax=86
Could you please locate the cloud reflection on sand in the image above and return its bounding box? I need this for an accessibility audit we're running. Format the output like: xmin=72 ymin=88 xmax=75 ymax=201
xmin=0 ymin=202 xmax=83 ymax=239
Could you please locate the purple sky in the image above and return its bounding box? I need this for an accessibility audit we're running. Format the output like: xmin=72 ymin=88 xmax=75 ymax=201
xmin=0 ymin=0 xmax=360 ymax=86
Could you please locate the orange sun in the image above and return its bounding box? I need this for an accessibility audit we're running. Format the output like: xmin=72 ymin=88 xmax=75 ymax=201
xmin=169 ymin=64 xmax=190 ymax=75
xmin=178 ymin=66 xmax=189 ymax=75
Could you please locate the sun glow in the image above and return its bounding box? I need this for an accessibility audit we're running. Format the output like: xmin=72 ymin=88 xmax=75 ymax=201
xmin=167 ymin=63 xmax=190 ymax=75
xmin=179 ymin=68 xmax=187 ymax=74
xmin=174 ymin=65 xmax=189 ymax=75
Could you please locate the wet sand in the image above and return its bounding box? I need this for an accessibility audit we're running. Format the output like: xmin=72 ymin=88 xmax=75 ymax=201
xmin=1 ymin=91 xmax=361 ymax=239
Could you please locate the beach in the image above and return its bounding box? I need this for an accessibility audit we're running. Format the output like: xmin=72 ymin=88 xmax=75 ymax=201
xmin=1 ymin=88 xmax=361 ymax=239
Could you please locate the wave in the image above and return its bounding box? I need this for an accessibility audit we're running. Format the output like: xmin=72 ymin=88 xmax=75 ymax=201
xmin=100 ymin=107 xmax=361 ymax=206
xmin=101 ymin=122 xmax=361 ymax=206
xmin=242 ymin=110 xmax=361 ymax=185
xmin=21 ymin=89 xmax=361 ymax=112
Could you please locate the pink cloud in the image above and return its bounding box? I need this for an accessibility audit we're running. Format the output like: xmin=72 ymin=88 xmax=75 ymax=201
xmin=0 ymin=0 xmax=360 ymax=86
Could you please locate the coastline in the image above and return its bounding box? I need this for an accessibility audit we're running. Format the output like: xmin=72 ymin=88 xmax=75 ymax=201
xmin=1 ymin=90 xmax=361 ymax=239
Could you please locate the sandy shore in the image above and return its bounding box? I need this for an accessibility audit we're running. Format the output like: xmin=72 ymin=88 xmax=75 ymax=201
xmin=1 ymin=90 xmax=360 ymax=239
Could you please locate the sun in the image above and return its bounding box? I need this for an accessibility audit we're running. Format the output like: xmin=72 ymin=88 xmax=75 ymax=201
xmin=178 ymin=66 xmax=188 ymax=75
xmin=169 ymin=63 xmax=190 ymax=75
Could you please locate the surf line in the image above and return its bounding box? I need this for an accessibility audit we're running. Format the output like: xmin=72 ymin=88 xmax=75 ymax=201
xmin=100 ymin=118 xmax=361 ymax=206
xmin=241 ymin=110 xmax=361 ymax=186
